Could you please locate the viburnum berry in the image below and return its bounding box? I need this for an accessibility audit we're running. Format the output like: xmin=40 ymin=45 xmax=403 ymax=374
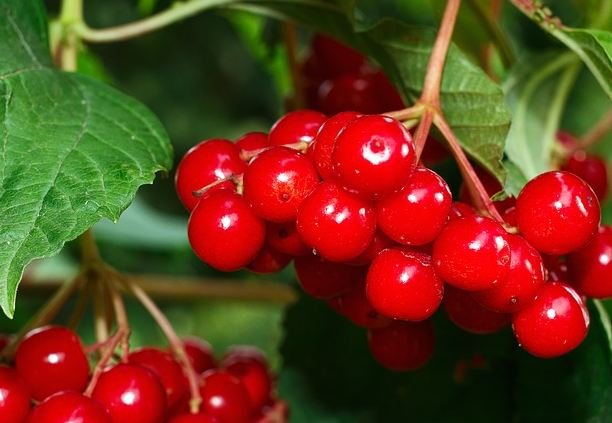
xmin=175 ymin=139 xmax=246 ymax=211
xmin=348 ymin=231 xmax=394 ymax=266
xmin=294 ymin=254 xmax=365 ymax=299
xmin=310 ymin=34 xmax=367 ymax=78
xmin=268 ymin=110 xmax=327 ymax=146
xmin=515 ymin=171 xmax=600 ymax=255
xmin=328 ymin=281 xmax=391 ymax=329
xmin=221 ymin=346 xmax=267 ymax=366
xmin=367 ymin=321 xmax=435 ymax=371
xmin=432 ymin=215 xmax=511 ymax=291
xmin=180 ymin=337 xmax=216 ymax=374
xmin=475 ymin=234 xmax=546 ymax=313
xmin=15 ymin=326 xmax=90 ymax=401
xmin=448 ymin=202 xmax=476 ymax=220
xmin=543 ymin=254 xmax=570 ymax=282
xmin=377 ymin=167 xmax=452 ymax=245
xmin=265 ymin=221 xmax=311 ymax=257
xmin=419 ymin=135 xmax=449 ymax=167
xmin=568 ymin=225 xmax=612 ymax=298
xmin=188 ymin=191 xmax=265 ymax=271
xmin=443 ymin=286 xmax=510 ymax=334
xmin=242 ymin=147 xmax=319 ymax=222
xmin=512 ymin=282 xmax=589 ymax=358
xmin=235 ymin=132 xmax=268 ymax=153
xmin=26 ymin=392 xmax=111 ymax=423
xmin=317 ymin=75 xmax=381 ymax=115
xmin=332 ymin=115 xmax=416 ymax=197
xmin=199 ymin=370 xmax=253 ymax=423
xmin=91 ymin=363 xmax=167 ymax=423
xmin=366 ymin=249 xmax=443 ymax=321
xmin=221 ymin=349 xmax=272 ymax=410
xmin=562 ymin=151 xmax=609 ymax=201
xmin=296 ymin=181 xmax=376 ymax=262
xmin=0 ymin=366 xmax=30 ymax=423
xmin=247 ymin=245 xmax=291 ymax=274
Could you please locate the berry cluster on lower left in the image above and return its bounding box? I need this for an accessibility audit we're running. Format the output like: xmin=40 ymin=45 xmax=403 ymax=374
xmin=0 ymin=326 xmax=286 ymax=423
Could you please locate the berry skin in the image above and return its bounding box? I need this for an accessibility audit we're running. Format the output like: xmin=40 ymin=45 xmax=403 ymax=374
xmin=199 ymin=370 xmax=253 ymax=423
xmin=366 ymin=249 xmax=443 ymax=321
xmin=449 ymin=202 xmax=476 ymax=220
xmin=328 ymin=281 xmax=391 ymax=329
xmin=296 ymin=181 xmax=376 ymax=262
xmin=242 ymin=147 xmax=319 ymax=222
xmin=188 ymin=191 xmax=265 ymax=271
xmin=26 ymin=392 xmax=111 ymax=423
xmin=235 ymin=132 xmax=268 ymax=153
xmin=367 ymin=321 xmax=435 ymax=371
xmin=221 ymin=351 xmax=272 ymax=411
xmin=129 ymin=347 xmax=188 ymax=412
xmin=247 ymin=245 xmax=291 ymax=274
xmin=294 ymin=254 xmax=365 ymax=299
xmin=15 ymin=326 xmax=90 ymax=401
xmin=432 ymin=215 xmax=511 ymax=291
xmin=475 ymin=234 xmax=546 ymax=313
xmin=568 ymin=225 xmax=612 ymax=298
xmin=180 ymin=337 xmax=216 ymax=374
xmin=91 ymin=363 xmax=167 ymax=423
xmin=563 ymin=151 xmax=609 ymax=201
xmin=0 ymin=366 xmax=30 ymax=423
xmin=175 ymin=139 xmax=246 ymax=211
xmin=265 ymin=222 xmax=310 ymax=257
xmin=377 ymin=167 xmax=452 ymax=245
xmin=317 ymin=75 xmax=382 ymax=115
xmin=512 ymin=282 xmax=589 ymax=358
xmin=443 ymin=286 xmax=511 ymax=334
xmin=332 ymin=115 xmax=416 ymax=197
xmin=515 ymin=171 xmax=600 ymax=255
xmin=170 ymin=413 xmax=219 ymax=423
xmin=268 ymin=110 xmax=327 ymax=146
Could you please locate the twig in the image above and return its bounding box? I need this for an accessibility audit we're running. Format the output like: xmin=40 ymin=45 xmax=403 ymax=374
xmin=413 ymin=109 xmax=434 ymax=160
xmin=579 ymin=111 xmax=612 ymax=151
xmin=84 ymin=328 xmax=128 ymax=396
xmin=283 ymin=22 xmax=305 ymax=109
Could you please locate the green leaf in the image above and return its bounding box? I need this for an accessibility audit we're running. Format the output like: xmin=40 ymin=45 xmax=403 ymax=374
xmin=0 ymin=0 xmax=172 ymax=317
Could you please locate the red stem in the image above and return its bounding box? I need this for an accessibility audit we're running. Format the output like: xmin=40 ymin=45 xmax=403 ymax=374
xmin=84 ymin=328 xmax=127 ymax=396
xmin=413 ymin=109 xmax=434 ymax=160
xmin=240 ymin=141 xmax=307 ymax=162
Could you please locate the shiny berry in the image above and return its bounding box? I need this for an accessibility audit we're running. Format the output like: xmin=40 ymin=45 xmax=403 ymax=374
xmin=181 ymin=337 xmax=216 ymax=374
xmin=188 ymin=191 xmax=265 ymax=271
xmin=266 ymin=222 xmax=310 ymax=257
xmin=268 ymin=110 xmax=327 ymax=146
xmin=0 ymin=366 xmax=30 ymax=423
xmin=368 ymin=321 xmax=434 ymax=371
xmin=369 ymin=71 xmax=404 ymax=110
xmin=449 ymin=202 xmax=476 ymax=220
xmin=235 ymin=132 xmax=268 ymax=153
xmin=247 ymin=245 xmax=291 ymax=274
xmin=443 ymin=286 xmax=510 ymax=334
xmin=243 ymin=147 xmax=319 ymax=222
xmin=563 ymin=151 xmax=609 ymax=201
xmin=512 ymin=282 xmax=589 ymax=358
xmin=332 ymin=115 xmax=416 ymax=197
xmin=91 ymin=363 xmax=167 ymax=423
xmin=366 ymin=249 xmax=443 ymax=321
xmin=296 ymin=182 xmax=376 ymax=261
xmin=328 ymin=281 xmax=391 ymax=329
xmin=516 ymin=171 xmax=600 ymax=254
xmin=26 ymin=392 xmax=111 ymax=423
xmin=348 ymin=231 xmax=395 ymax=266
xmin=221 ymin=352 xmax=271 ymax=410
xmin=170 ymin=413 xmax=219 ymax=423
xmin=294 ymin=254 xmax=365 ymax=299
xmin=175 ymin=139 xmax=246 ymax=211
xmin=568 ymin=225 xmax=612 ymax=298
xmin=377 ymin=167 xmax=452 ymax=245
xmin=221 ymin=346 xmax=267 ymax=367
xmin=15 ymin=326 xmax=89 ymax=401
xmin=199 ymin=370 xmax=253 ymax=423
xmin=433 ymin=215 xmax=511 ymax=291
xmin=311 ymin=34 xmax=366 ymax=77
xmin=543 ymin=254 xmax=570 ymax=282
xmin=317 ymin=75 xmax=381 ymax=115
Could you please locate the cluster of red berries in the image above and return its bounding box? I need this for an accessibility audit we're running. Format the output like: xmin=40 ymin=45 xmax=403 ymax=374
xmin=176 ymin=105 xmax=611 ymax=371
xmin=0 ymin=326 xmax=283 ymax=423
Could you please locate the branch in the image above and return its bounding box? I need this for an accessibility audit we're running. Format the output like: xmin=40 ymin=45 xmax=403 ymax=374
xmin=579 ymin=111 xmax=612 ymax=150
xmin=283 ymin=22 xmax=305 ymax=110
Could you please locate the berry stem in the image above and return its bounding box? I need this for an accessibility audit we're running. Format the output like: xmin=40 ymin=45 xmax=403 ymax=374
xmin=283 ymin=22 xmax=305 ymax=110
xmin=84 ymin=327 xmax=128 ymax=397
xmin=413 ymin=109 xmax=434 ymax=160
xmin=240 ymin=141 xmax=308 ymax=161
xmin=106 ymin=270 xmax=131 ymax=362
xmin=384 ymin=104 xmax=425 ymax=122
xmin=193 ymin=175 xmax=241 ymax=198
xmin=578 ymin=110 xmax=612 ymax=151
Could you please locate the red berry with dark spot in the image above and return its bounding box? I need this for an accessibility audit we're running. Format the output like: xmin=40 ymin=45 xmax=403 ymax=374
xmin=268 ymin=110 xmax=327 ymax=146
xmin=199 ymin=370 xmax=253 ymax=423
xmin=247 ymin=245 xmax=291 ymax=274
xmin=235 ymin=132 xmax=268 ymax=153
xmin=563 ymin=151 xmax=609 ymax=201
xmin=221 ymin=352 xmax=272 ymax=411
xmin=368 ymin=321 xmax=435 ymax=371
xmin=294 ymin=254 xmax=365 ymax=299
xmin=568 ymin=225 xmax=612 ymax=298
xmin=26 ymin=392 xmax=111 ymax=423
xmin=266 ymin=222 xmax=311 ymax=257
xmin=328 ymin=281 xmax=391 ymax=329
xmin=444 ymin=286 xmax=511 ymax=334
xmin=0 ymin=366 xmax=30 ymax=423
xmin=180 ymin=338 xmax=215 ymax=374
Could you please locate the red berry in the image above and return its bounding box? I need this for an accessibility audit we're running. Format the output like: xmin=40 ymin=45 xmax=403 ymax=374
xmin=175 ymin=139 xmax=246 ymax=211
xmin=129 ymin=348 xmax=188 ymax=412
xmin=221 ymin=353 xmax=271 ymax=411
xmin=0 ymin=334 xmax=10 ymax=351
xmin=419 ymin=136 xmax=449 ymax=167
xmin=367 ymin=321 xmax=434 ymax=371
xmin=475 ymin=234 xmax=546 ymax=313
xmin=199 ymin=370 xmax=253 ymax=423
xmin=0 ymin=366 xmax=30 ymax=423
xmin=512 ymin=282 xmax=589 ymax=358
xmin=170 ymin=413 xmax=219 ymax=423
xmin=317 ymin=75 xmax=382 ymax=115
xmin=265 ymin=222 xmax=310 ymax=257
xmin=311 ymin=34 xmax=366 ymax=78
xmin=294 ymin=254 xmax=365 ymax=299
xmin=369 ymin=70 xmax=404 ymax=111
xmin=188 ymin=191 xmax=265 ymax=271
xmin=348 ymin=231 xmax=395 ymax=266
xmin=26 ymin=392 xmax=111 ymax=423
xmin=296 ymin=181 xmax=376 ymax=261
xmin=443 ymin=286 xmax=510 ymax=334
xmin=449 ymin=202 xmax=476 ymax=220
xmin=91 ymin=363 xmax=167 ymax=423
xmin=433 ymin=215 xmax=511 ymax=291
xmin=332 ymin=115 xmax=416 ymax=197
xmin=568 ymin=225 xmax=612 ymax=298
xmin=556 ymin=131 xmax=579 ymax=150
xmin=243 ymin=147 xmax=319 ymax=222
xmin=247 ymin=245 xmax=291 ymax=274
xmin=543 ymin=254 xmax=570 ymax=282
xmin=268 ymin=110 xmax=327 ymax=146
xmin=563 ymin=151 xmax=609 ymax=201
xmin=235 ymin=132 xmax=268 ymax=153
xmin=377 ymin=167 xmax=452 ymax=245
xmin=366 ymin=249 xmax=443 ymax=321
xmin=15 ymin=326 xmax=89 ymax=401
xmin=516 ymin=171 xmax=600 ymax=254
xmin=503 ymin=206 xmax=518 ymax=227
xmin=221 ymin=346 xmax=267 ymax=367
xmin=181 ymin=338 xmax=216 ymax=374
xmin=328 ymin=281 xmax=391 ymax=329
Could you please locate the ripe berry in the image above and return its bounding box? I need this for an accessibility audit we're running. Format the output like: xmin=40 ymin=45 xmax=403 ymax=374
xmin=515 ymin=171 xmax=600 ymax=255
xmin=568 ymin=225 xmax=612 ymax=298
xmin=332 ymin=115 xmax=416 ymax=197
xmin=247 ymin=245 xmax=291 ymax=274
xmin=317 ymin=75 xmax=381 ymax=115
xmin=348 ymin=231 xmax=394 ymax=266
xmin=449 ymin=202 xmax=476 ymax=220
xmin=459 ymin=167 xmax=515 ymax=214
xmin=294 ymin=254 xmax=365 ymax=299
xmin=0 ymin=366 xmax=30 ymax=423
xmin=512 ymin=282 xmax=589 ymax=358
xmin=328 ymin=281 xmax=391 ymax=329
xmin=266 ymin=222 xmax=310 ymax=257
xmin=268 ymin=110 xmax=327 ymax=146
xmin=367 ymin=321 xmax=434 ymax=371
xmin=221 ymin=346 xmax=267 ymax=367
xmin=377 ymin=167 xmax=452 ymax=245
xmin=543 ymin=254 xmax=570 ymax=282
xmin=432 ymin=215 xmax=511 ymax=291
xmin=369 ymin=70 xmax=404 ymax=111
xmin=91 ymin=363 xmax=167 ymax=423
xmin=170 ymin=413 xmax=219 ymax=423
xmin=199 ymin=370 xmax=253 ymax=423
xmin=15 ymin=326 xmax=89 ymax=401
xmin=180 ymin=338 xmax=216 ymax=374
xmin=419 ymin=136 xmax=449 ymax=167
xmin=475 ymin=234 xmax=546 ymax=313
xmin=235 ymin=132 xmax=268 ymax=153
xmin=221 ymin=351 xmax=272 ymax=410
xmin=563 ymin=151 xmax=609 ymax=201
xmin=444 ymin=286 xmax=510 ymax=334
xmin=188 ymin=191 xmax=265 ymax=271
xmin=366 ymin=249 xmax=443 ymax=321
xmin=243 ymin=147 xmax=319 ymax=222
xmin=26 ymin=392 xmax=111 ymax=423
xmin=296 ymin=181 xmax=376 ymax=261
xmin=310 ymin=34 xmax=366 ymax=78
xmin=175 ymin=139 xmax=246 ymax=211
